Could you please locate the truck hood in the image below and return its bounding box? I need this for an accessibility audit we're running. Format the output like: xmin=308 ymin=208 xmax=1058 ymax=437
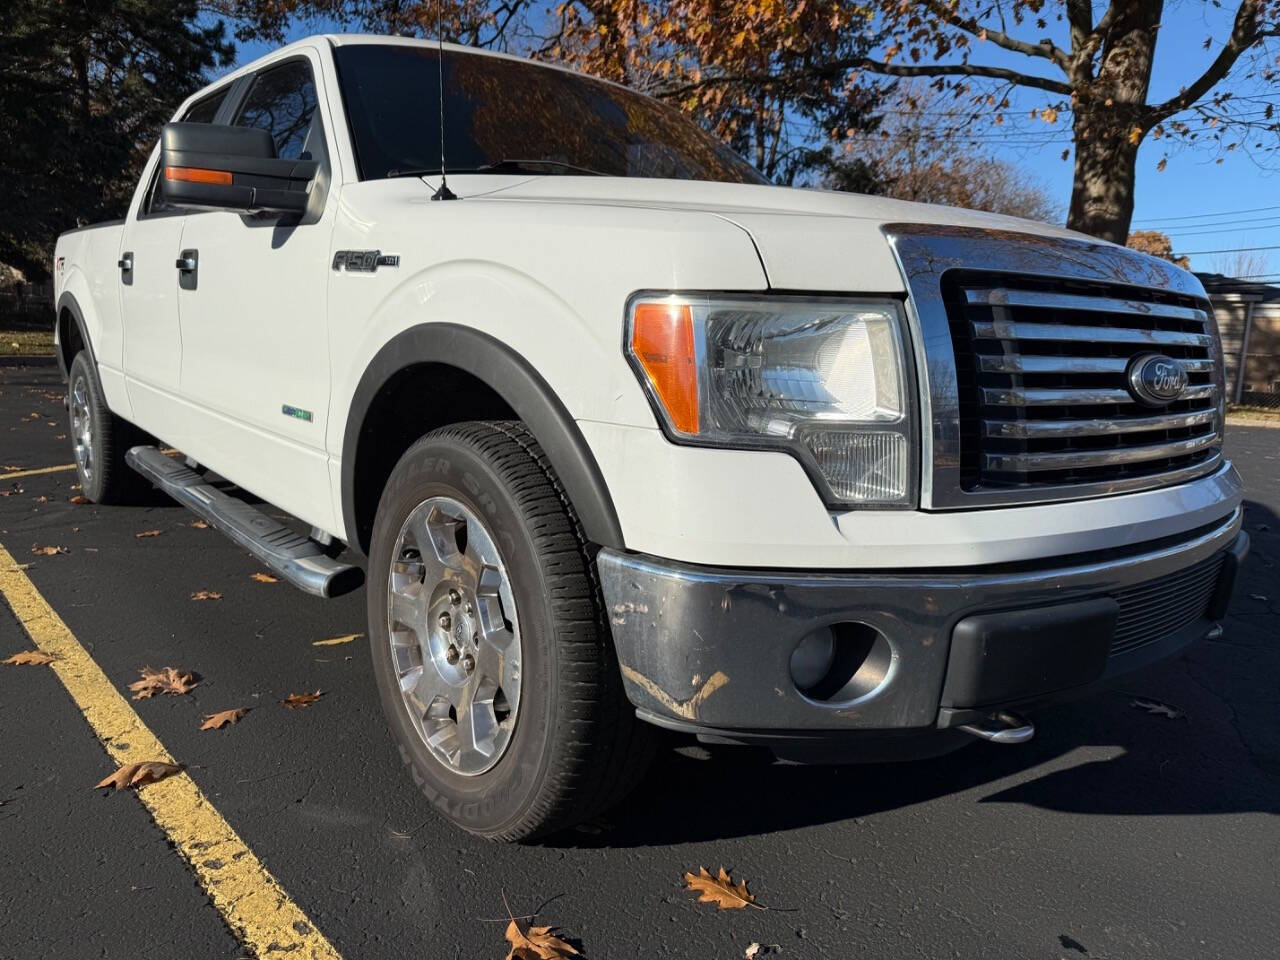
xmin=449 ymin=174 xmax=1091 ymax=292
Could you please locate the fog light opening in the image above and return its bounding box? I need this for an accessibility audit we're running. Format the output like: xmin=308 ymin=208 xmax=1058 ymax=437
xmin=790 ymin=622 xmax=892 ymax=704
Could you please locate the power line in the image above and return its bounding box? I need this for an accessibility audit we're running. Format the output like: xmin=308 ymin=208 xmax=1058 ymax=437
xmin=1166 ymin=220 xmax=1280 ymax=238
xmin=1179 ymin=244 xmax=1280 ymax=256
xmin=1133 ymin=204 xmax=1280 ymax=224
xmin=1143 ymin=212 xmax=1280 ymax=232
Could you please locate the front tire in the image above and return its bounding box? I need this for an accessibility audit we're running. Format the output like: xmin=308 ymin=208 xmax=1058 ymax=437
xmin=367 ymin=421 xmax=655 ymax=840
xmin=67 ymin=351 xmax=146 ymax=504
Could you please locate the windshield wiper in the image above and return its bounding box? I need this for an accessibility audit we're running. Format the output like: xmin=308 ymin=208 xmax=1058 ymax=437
xmin=384 ymin=159 xmax=608 ymax=179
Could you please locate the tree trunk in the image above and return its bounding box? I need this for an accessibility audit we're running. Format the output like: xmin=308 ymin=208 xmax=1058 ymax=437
xmin=1066 ymin=111 xmax=1141 ymax=245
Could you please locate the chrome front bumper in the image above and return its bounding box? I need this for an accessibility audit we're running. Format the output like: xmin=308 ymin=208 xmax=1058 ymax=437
xmin=599 ymin=508 xmax=1247 ymax=749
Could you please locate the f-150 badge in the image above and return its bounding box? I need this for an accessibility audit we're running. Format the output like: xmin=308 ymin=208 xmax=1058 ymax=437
xmin=332 ymin=250 xmax=400 ymax=273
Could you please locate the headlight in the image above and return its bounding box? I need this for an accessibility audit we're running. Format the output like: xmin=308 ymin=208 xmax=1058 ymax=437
xmin=625 ymin=294 xmax=915 ymax=506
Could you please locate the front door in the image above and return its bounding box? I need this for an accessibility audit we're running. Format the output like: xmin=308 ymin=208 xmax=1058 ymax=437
xmin=120 ymin=84 xmax=236 ymax=442
xmin=172 ymin=52 xmax=337 ymax=531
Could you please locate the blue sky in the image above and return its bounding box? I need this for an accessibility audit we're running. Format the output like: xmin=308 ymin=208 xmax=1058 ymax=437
xmin=226 ymin=5 xmax=1277 ymax=278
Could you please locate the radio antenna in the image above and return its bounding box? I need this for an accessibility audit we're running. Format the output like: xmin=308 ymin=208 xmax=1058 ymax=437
xmin=430 ymin=0 xmax=458 ymax=201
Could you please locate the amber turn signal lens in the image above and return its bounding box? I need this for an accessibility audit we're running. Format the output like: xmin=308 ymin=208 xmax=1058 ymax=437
xmin=631 ymin=301 xmax=699 ymax=434
xmin=164 ymin=166 xmax=232 ymax=186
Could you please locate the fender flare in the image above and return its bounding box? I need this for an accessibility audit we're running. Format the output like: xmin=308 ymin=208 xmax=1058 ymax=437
xmin=54 ymin=291 xmax=97 ymax=380
xmin=341 ymin=323 xmax=625 ymax=553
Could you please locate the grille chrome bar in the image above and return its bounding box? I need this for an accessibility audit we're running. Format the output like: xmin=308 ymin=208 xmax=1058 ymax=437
xmin=981 ymin=384 xmax=1216 ymax=406
xmin=983 ymin=408 xmax=1217 ymax=439
xmin=976 ymin=355 xmax=1216 ymax=375
xmin=983 ymin=431 xmax=1220 ymax=472
xmin=964 ymin=287 xmax=1209 ymax=323
xmin=971 ymin=319 xmax=1212 ymax=349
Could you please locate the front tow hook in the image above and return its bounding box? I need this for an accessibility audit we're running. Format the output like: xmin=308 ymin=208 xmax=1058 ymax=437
xmin=958 ymin=711 xmax=1036 ymax=744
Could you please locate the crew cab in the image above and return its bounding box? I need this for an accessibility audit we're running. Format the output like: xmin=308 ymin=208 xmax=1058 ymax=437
xmin=52 ymin=35 xmax=1248 ymax=840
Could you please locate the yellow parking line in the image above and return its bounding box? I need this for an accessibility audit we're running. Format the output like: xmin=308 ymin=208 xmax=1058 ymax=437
xmin=0 ymin=542 xmax=343 ymax=960
xmin=0 ymin=463 xmax=76 ymax=480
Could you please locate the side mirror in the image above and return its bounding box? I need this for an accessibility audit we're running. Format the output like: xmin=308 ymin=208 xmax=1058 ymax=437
xmin=159 ymin=122 xmax=319 ymax=214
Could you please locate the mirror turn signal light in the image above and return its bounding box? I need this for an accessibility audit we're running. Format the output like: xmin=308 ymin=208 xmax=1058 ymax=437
xmin=630 ymin=301 xmax=699 ymax=434
xmin=164 ymin=166 xmax=233 ymax=186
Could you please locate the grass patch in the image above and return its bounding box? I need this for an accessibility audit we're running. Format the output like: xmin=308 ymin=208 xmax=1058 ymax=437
xmin=1226 ymin=405 xmax=1280 ymax=426
xmin=0 ymin=312 xmax=55 ymax=357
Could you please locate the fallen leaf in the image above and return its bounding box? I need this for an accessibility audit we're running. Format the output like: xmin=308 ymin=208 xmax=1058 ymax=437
xmin=312 ymin=633 xmax=361 ymax=647
xmin=3 ymin=650 xmax=58 ymax=666
xmin=69 ymin=495 xmax=89 ymax=504
xmin=684 ymin=867 xmax=761 ymax=910
xmin=250 ymin=572 xmax=279 ymax=583
xmin=95 ymin=761 xmax=182 ymax=791
xmin=190 ymin=590 xmax=222 ymax=601
xmin=201 ymin=707 xmax=247 ymax=730
xmin=35 ymin=496 xmax=48 ymax=503
xmin=135 ymin=529 xmax=162 ymax=538
xmin=1130 ymin=697 xmax=1183 ymax=720
xmin=1249 ymin=593 xmax=1268 ymax=602
xmin=190 ymin=520 xmax=209 ymax=529
xmin=745 ymin=944 xmax=781 ymax=958
xmin=283 ymin=690 xmax=323 ymax=709
xmin=504 ymin=920 xmax=580 ymax=960
xmin=129 ymin=666 xmax=199 ymax=699
xmin=31 ymin=545 xmax=68 ymax=556
xmin=0 ymin=486 xmax=24 ymax=497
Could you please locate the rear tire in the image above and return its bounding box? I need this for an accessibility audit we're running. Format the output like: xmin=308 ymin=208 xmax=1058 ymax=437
xmin=367 ymin=421 xmax=656 ymax=840
xmin=67 ymin=351 xmax=146 ymax=504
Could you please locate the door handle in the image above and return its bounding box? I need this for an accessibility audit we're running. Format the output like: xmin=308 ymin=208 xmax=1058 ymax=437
xmin=118 ymin=253 xmax=133 ymax=272
xmin=175 ymin=254 xmax=198 ymax=272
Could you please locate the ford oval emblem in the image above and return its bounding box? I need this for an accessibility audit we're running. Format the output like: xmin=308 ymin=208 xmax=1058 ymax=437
xmin=1126 ymin=353 xmax=1189 ymax=407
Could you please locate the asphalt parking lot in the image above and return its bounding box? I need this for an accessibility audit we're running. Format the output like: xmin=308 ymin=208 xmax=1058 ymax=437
xmin=1 ymin=363 xmax=1277 ymax=960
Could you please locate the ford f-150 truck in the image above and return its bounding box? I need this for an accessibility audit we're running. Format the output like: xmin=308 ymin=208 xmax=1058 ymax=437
xmin=53 ymin=34 xmax=1248 ymax=841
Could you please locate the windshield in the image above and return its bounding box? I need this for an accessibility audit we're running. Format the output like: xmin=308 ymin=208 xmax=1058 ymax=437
xmin=332 ymin=44 xmax=767 ymax=185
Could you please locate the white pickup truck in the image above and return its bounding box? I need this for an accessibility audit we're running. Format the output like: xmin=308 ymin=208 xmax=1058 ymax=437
xmin=54 ymin=34 xmax=1248 ymax=840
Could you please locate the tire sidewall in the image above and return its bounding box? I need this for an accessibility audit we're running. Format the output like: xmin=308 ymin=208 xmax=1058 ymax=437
xmin=367 ymin=432 xmax=564 ymax=836
xmin=68 ymin=352 xmax=108 ymax=502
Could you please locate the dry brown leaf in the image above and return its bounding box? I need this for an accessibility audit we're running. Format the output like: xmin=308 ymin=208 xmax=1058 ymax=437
xmin=3 ymin=650 xmax=58 ymax=666
xmin=312 ymin=633 xmax=361 ymax=647
xmin=129 ymin=666 xmax=199 ymax=700
xmin=69 ymin=495 xmax=89 ymax=505
xmin=31 ymin=545 xmax=67 ymax=556
xmin=201 ymin=707 xmax=247 ymax=730
xmin=1130 ymin=697 xmax=1183 ymax=720
xmin=250 ymin=572 xmax=279 ymax=583
xmin=190 ymin=590 xmax=222 ymax=601
xmin=190 ymin=520 xmax=209 ymax=529
xmin=283 ymin=690 xmax=323 ymax=709
xmin=684 ymin=867 xmax=761 ymax=910
xmin=95 ymin=761 xmax=182 ymax=790
xmin=504 ymin=920 xmax=580 ymax=960
xmin=135 ymin=529 xmax=162 ymax=538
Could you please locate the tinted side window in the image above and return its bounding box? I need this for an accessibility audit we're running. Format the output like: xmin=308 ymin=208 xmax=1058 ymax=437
xmin=234 ymin=60 xmax=317 ymax=160
xmin=183 ymin=87 xmax=230 ymax=124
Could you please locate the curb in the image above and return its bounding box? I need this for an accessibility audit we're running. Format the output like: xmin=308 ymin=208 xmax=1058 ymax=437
xmin=0 ymin=355 xmax=57 ymax=368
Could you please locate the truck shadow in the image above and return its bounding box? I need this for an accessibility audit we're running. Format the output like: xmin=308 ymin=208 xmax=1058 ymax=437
xmin=557 ymin=498 xmax=1279 ymax=848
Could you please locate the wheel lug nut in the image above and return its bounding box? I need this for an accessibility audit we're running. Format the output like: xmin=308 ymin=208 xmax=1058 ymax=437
xmin=461 ymin=654 xmax=475 ymax=673
xmin=438 ymin=612 xmax=451 ymax=630
xmin=445 ymin=645 xmax=459 ymax=664
xmin=449 ymin=589 xmax=461 ymax=606
xmin=464 ymin=602 xmax=473 ymax=616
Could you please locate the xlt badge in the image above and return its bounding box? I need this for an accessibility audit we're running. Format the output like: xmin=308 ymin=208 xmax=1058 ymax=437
xmin=332 ymin=250 xmax=400 ymax=273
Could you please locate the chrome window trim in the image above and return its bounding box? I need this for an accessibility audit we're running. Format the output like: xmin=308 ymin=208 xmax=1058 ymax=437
xmin=883 ymin=223 xmax=1226 ymax=510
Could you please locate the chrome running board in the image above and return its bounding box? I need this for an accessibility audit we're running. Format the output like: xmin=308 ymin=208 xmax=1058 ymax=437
xmin=126 ymin=445 xmax=363 ymax=598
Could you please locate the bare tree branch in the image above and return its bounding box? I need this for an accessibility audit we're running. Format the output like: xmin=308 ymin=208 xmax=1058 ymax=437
xmin=1150 ymin=0 xmax=1271 ymax=120
xmin=659 ymin=55 xmax=1072 ymax=101
xmin=917 ymin=0 xmax=1070 ymax=69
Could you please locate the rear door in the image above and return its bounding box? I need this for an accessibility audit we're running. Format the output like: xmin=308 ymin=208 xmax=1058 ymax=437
xmin=120 ymin=86 xmax=234 ymax=436
xmin=172 ymin=51 xmax=338 ymax=531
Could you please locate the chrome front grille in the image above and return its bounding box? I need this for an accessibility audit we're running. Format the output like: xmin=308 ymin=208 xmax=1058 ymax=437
xmin=946 ymin=280 xmax=1223 ymax=493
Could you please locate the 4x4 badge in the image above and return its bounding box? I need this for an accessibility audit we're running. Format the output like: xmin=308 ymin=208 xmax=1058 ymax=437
xmin=332 ymin=250 xmax=400 ymax=273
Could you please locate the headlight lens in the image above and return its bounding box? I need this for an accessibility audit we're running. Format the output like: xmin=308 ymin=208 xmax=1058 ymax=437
xmin=627 ymin=295 xmax=914 ymax=506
